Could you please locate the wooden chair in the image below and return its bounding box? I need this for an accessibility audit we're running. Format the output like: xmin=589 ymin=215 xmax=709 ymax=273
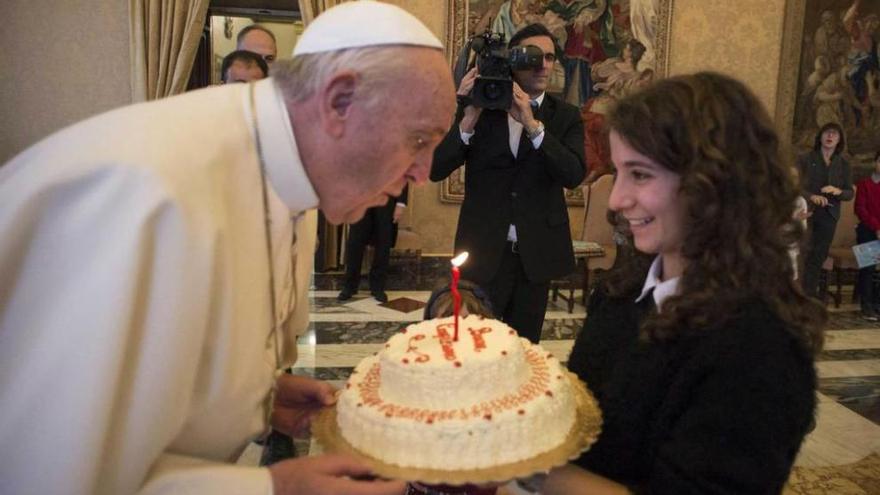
xmin=825 ymin=193 xmax=860 ymax=307
xmin=549 ymin=175 xmax=617 ymax=312
xmin=580 ymin=174 xmax=617 ymax=303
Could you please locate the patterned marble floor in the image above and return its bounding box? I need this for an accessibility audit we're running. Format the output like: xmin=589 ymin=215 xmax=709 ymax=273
xmin=240 ymin=265 xmax=880 ymax=487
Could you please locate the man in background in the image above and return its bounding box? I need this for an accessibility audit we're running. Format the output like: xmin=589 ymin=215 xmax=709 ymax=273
xmin=338 ymin=185 xmax=408 ymax=303
xmin=0 ymin=2 xmax=455 ymax=494
xmin=238 ymin=24 xmax=278 ymax=63
xmin=431 ymin=23 xmax=585 ymax=344
xmin=221 ymin=49 xmax=269 ymax=83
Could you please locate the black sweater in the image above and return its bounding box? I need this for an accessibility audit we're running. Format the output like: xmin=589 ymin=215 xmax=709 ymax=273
xmin=797 ymin=150 xmax=853 ymax=220
xmin=567 ymin=287 xmax=817 ymax=494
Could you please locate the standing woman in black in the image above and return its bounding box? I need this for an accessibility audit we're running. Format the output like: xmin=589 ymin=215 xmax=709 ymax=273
xmin=799 ymin=122 xmax=854 ymax=298
xmin=541 ymin=72 xmax=826 ymax=494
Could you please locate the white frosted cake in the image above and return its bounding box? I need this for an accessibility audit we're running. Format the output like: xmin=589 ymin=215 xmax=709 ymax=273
xmin=336 ymin=315 xmax=577 ymax=470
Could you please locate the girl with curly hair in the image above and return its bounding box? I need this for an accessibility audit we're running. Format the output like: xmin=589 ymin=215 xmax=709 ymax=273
xmin=542 ymin=72 xmax=826 ymax=494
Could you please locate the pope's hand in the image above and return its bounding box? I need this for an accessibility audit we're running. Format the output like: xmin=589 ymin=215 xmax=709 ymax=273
xmin=269 ymin=454 xmax=406 ymax=495
xmin=271 ymin=374 xmax=336 ymax=438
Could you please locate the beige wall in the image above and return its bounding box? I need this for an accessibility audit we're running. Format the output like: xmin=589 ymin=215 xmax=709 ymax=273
xmin=0 ymin=0 xmax=132 ymax=164
xmin=668 ymin=0 xmax=787 ymax=112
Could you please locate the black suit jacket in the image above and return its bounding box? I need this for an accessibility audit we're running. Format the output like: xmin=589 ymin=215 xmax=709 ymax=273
xmin=431 ymin=94 xmax=586 ymax=284
xmin=349 ymin=185 xmax=408 ymax=247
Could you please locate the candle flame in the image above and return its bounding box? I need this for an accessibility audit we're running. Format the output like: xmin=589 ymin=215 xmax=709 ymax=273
xmin=451 ymin=251 xmax=469 ymax=267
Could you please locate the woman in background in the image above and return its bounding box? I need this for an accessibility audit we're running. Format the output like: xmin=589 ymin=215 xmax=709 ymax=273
xmin=542 ymin=72 xmax=826 ymax=494
xmin=798 ymin=122 xmax=853 ymax=299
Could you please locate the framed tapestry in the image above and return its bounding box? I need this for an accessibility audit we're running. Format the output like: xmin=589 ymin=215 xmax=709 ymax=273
xmin=778 ymin=0 xmax=880 ymax=168
xmin=440 ymin=0 xmax=675 ymax=204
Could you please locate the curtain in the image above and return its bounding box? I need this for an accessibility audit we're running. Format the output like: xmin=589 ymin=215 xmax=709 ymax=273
xmin=130 ymin=0 xmax=210 ymax=102
xmin=298 ymin=0 xmax=350 ymax=26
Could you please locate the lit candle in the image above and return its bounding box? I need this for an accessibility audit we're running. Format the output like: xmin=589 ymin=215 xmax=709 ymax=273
xmin=450 ymin=252 xmax=469 ymax=341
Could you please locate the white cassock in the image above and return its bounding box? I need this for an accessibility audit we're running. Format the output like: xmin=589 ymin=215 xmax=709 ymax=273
xmin=0 ymin=78 xmax=317 ymax=494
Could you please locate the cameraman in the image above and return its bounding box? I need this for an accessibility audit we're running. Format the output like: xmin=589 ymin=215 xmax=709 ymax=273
xmin=432 ymin=23 xmax=585 ymax=344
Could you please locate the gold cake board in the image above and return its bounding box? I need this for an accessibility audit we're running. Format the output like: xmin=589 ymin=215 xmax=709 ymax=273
xmin=312 ymin=372 xmax=602 ymax=486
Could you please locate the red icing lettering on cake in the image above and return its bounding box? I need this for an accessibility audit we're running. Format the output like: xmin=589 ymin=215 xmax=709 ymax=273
xmin=434 ymin=323 xmax=457 ymax=361
xmin=468 ymin=327 xmax=491 ymax=352
xmin=405 ymin=334 xmax=430 ymax=363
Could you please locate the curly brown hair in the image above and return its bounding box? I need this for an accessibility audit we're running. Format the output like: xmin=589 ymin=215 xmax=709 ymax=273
xmin=605 ymin=72 xmax=825 ymax=354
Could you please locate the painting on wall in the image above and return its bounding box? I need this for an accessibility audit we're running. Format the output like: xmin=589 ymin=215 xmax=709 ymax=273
xmin=789 ymin=0 xmax=880 ymax=167
xmin=440 ymin=0 xmax=673 ymax=203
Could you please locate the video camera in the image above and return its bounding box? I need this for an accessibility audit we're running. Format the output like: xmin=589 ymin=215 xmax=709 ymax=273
xmin=466 ymin=31 xmax=544 ymax=110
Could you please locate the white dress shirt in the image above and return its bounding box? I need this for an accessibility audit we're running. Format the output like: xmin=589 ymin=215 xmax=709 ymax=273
xmin=459 ymin=92 xmax=546 ymax=242
xmin=635 ymin=256 xmax=682 ymax=311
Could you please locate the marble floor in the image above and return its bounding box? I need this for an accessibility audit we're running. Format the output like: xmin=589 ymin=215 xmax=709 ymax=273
xmin=240 ymin=259 xmax=880 ymax=490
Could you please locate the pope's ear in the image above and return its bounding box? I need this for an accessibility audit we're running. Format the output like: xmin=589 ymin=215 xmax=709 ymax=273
xmin=319 ymin=71 xmax=358 ymax=137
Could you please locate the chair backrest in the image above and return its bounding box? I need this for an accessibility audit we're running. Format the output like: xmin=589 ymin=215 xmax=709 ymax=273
xmin=831 ymin=189 xmax=858 ymax=249
xmin=582 ymin=174 xmax=615 ymax=245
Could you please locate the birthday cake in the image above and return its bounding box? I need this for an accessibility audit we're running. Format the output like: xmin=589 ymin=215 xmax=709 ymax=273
xmin=336 ymin=315 xmax=577 ymax=470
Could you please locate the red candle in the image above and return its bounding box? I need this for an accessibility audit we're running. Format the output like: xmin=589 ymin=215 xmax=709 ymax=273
xmin=450 ymin=252 xmax=469 ymax=342
xmin=451 ymin=265 xmax=461 ymax=341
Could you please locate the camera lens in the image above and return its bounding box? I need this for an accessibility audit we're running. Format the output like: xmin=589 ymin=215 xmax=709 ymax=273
xmin=483 ymin=81 xmax=502 ymax=101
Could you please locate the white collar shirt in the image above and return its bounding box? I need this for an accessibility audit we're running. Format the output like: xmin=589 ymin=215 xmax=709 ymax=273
xmin=635 ymin=256 xmax=681 ymax=312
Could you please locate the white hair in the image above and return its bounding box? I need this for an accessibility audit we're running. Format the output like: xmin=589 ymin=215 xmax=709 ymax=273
xmin=271 ymin=46 xmax=435 ymax=110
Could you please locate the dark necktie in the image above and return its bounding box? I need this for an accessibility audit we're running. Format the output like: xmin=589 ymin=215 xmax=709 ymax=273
xmin=530 ymin=99 xmax=541 ymax=119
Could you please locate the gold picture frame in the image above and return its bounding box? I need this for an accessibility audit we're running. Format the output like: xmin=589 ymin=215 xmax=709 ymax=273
xmin=439 ymin=0 xmax=675 ymax=204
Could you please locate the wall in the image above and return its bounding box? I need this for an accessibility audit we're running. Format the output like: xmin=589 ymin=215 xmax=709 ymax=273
xmin=0 ymin=0 xmax=132 ymax=164
xmin=667 ymin=0 xmax=787 ymax=113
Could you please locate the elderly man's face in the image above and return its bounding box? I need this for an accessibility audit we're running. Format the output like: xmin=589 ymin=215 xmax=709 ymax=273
xmin=238 ymin=29 xmax=277 ymax=63
xmin=319 ymin=48 xmax=456 ymax=224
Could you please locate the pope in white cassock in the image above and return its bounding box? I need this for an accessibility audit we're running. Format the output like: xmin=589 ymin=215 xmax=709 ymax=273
xmin=0 ymin=2 xmax=456 ymax=494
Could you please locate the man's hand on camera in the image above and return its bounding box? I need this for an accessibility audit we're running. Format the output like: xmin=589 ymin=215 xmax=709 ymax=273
xmin=458 ymin=67 xmax=483 ymax=133
xmin=509 ymin=82 xmax=538 ymax=130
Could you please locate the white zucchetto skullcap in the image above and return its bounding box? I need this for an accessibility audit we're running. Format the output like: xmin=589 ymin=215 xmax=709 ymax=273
xmin=293 ymin=1 xmax=443 ymax=56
